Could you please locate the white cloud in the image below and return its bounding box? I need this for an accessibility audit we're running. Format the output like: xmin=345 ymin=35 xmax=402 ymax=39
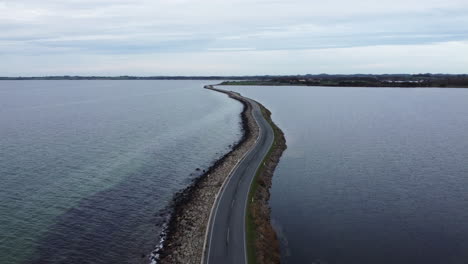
xmin=0 ymin=0 xmax=467 ymax=75
xmin=2 ymin=41 xmax=467 ymax=76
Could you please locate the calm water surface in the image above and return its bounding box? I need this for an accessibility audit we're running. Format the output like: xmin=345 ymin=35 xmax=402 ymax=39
xmin=0 ymin=80 xmax=243 ymax=264
xmin=227 ymin=86 xmax=468 ymax=264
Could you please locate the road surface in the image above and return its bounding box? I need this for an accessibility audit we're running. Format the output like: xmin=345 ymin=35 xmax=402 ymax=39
xmin=204 ymin=93 xmax=275 ymax=264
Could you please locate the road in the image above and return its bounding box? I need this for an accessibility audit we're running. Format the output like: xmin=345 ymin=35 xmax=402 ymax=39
xmin=204 ymin=93 xmax=275 ymax=264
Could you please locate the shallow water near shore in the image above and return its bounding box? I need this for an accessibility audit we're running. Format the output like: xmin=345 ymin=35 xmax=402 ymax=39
xmin=0 ymin=80 xmax=243 ymax=264
xmin=226 ymin=85 xmax=468 ymax=264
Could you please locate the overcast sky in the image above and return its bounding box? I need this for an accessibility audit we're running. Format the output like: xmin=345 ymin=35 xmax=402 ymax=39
xmin=1 ymin=0 xmax=467 ymax=76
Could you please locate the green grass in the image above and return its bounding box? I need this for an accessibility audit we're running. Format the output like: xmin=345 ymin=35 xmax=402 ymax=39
xmin=245 ymin=105 xmax=282 ymax=264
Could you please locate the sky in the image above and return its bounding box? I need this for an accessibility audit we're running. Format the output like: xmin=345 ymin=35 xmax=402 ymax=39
xmin=1 ymin=0 xmax=467 ymax=76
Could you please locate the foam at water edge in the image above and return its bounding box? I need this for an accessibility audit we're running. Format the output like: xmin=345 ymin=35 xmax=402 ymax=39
xmin=150 ymin=222 xmax=168 ymax=264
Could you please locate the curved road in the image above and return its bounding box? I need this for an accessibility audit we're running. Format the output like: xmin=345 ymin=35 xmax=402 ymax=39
xmin=204 ymin=91 xmax=275 ymax=264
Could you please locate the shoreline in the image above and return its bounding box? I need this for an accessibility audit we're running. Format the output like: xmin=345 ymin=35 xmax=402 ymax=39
xmin=219 ymin=83 xmax=468 ymax=88
xmin=153 ymin=85 xmax=285 ymax=263
xmin=154 ymin=85 xmax=259 ymax=263
xmin=246 ymin=102 xmax=287 ymax=264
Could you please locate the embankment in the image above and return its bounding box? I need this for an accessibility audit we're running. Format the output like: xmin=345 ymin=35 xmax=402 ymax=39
xmin=246 ymin=102 xmax=287 ymax=264
xmin=154 ymin=85 xmax=285 ymax=264
xmin=155 ymin=85 xmax=259 ymax=263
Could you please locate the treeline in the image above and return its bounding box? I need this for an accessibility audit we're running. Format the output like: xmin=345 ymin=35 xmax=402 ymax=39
xmin=221 ymin=74 xmax=468 ymax=88
xmin=0 ymin=76 xmax=252 ymax=80
xmin=1 ymin=74 xmax=468 ymax=87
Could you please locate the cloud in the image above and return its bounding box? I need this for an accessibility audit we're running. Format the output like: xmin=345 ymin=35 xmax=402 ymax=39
xmin=2 ymin=41 xmax=467 ymax=76
xmin=0 ymin=0 xmax=467 ymax=75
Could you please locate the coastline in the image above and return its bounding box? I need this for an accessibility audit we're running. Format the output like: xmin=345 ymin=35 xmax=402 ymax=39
xmin=153 ymin=85 xmax=285 ymax=263
xmin=246 ymin=102 xmax=287 ymax=264
xmin=154 ymin=85 xmax=260 ymax=263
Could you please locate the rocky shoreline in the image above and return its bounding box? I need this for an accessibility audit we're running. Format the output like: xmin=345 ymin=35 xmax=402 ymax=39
xmin=154 ymin=85 xmax=259 ymax=263
xmin=153 ymin=85 xmax=284 ymax=264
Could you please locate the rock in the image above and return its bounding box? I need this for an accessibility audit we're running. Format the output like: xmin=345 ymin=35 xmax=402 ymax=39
xmin=158 ymin=88 xmax=260 ymax=264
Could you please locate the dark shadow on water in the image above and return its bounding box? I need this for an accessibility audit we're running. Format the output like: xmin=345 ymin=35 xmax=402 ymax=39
xmin=30 ymin=173 xmax=171 ymax=264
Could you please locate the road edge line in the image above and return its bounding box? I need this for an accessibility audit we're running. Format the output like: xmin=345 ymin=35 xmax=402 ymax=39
xmin=200 ymin=86 xmax=261 ymax=264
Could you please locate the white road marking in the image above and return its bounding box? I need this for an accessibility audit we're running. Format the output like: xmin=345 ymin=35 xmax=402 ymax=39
xmin=203 ymin=90 xmax=262 ymax=264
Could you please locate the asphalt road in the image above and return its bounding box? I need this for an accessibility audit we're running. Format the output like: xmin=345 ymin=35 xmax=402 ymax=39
xmin=204 ymin=95 xmax=275 ymax=264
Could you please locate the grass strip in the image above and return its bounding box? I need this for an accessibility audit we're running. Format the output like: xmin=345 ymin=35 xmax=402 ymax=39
xmin=246 ymin=103 xmax=285 ymax=264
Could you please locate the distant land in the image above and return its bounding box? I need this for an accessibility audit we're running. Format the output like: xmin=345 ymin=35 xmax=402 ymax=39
xmin=1 ymin=74 xmax=467 ymax=87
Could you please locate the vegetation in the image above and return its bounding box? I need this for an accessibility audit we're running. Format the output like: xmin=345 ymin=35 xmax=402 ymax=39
xmin=0 ymin=76 xmax=250 ymax=80
xmin=246 ymin=103 xmax=286 ymax=264
xmin=3 ymin=74 xmax=467 ymax=88
xmin=220 ymin=74 xmax=468 ymax=88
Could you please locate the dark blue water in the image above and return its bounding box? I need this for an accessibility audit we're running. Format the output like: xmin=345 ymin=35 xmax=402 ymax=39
xmin=226 ymin=86 xmax=468 ymax=264
xmin=0 ymin=81 xmax=243 ymax=264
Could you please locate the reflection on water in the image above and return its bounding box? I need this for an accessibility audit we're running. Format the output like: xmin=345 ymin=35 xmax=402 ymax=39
xmin=227 ymin=86 xmax=468 ymax=264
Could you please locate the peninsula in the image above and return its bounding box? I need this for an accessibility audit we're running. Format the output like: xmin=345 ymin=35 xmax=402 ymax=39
xmin=218 ymin=74 xmax=468 ymax=88
xmin=155 ymin=86 xmax=286 ymax=264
